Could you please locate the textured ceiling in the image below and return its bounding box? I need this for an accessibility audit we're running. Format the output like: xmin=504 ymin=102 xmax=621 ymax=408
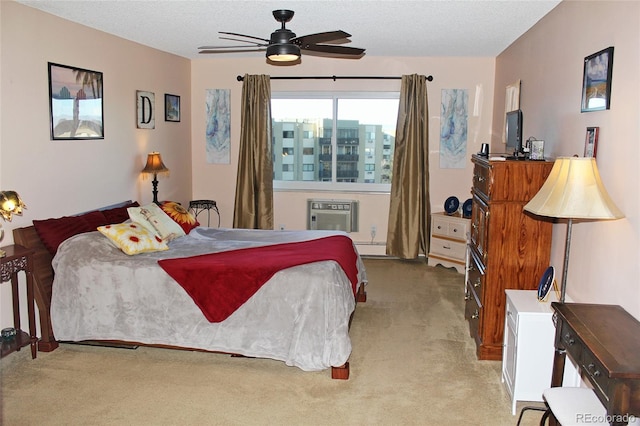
xmin=16 ymin=0 xmax=561 ymax=60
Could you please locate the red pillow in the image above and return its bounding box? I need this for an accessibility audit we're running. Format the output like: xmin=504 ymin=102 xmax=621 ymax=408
xmin=82 ymin=210 xmax=111 ymax=228
xmin=33 ymin=210 xmax=108 ymax=255
xmin=160 ymin=201 xmax=199 ymax=234
xmin=101 ymin=201 xmax=139 ymax=224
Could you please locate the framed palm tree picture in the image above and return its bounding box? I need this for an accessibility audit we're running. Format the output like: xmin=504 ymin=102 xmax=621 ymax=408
xmin=48 ymin=62 xmax=104 ymax=140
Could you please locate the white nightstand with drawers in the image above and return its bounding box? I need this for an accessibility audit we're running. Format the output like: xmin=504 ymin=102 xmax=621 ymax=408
xmin=502 ymin=289 xmax=580 ymax=415
xmin=427 ymin=211 xmax=469 ymax=274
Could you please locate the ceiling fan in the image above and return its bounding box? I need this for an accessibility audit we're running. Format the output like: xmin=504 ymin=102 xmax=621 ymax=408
xmin=198 ymin=9 xmax=365 ymax=62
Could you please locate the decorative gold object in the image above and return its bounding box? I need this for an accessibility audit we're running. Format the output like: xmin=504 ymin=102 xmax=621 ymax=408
xmin=0 ymin=190 xmax=26 ymax=257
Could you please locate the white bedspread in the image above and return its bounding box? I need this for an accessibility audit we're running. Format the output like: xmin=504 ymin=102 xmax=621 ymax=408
xmin=51 ymin=227 xmax=366 ymax=371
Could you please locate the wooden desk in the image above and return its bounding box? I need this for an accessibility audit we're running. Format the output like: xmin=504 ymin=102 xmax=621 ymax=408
xmin=551 ymin=303 xmax=640 ymax=425
xmin=0 ymin=244 xmax=37 ymax=359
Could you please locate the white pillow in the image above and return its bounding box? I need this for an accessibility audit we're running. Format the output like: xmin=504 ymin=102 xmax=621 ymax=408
xmin=127 ymin=203 xmax=185 ymax=241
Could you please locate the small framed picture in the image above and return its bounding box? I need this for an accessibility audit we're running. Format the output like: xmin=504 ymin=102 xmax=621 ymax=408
xmin=581 ymin=47 xmax=614 ymax=112
xmin=584 ymin=127 xmax=599 ymax=158
xmin=530 ymin=139 xmax=545 ymax=160
xmin=165 ymin=94 xmax=180 ymax=122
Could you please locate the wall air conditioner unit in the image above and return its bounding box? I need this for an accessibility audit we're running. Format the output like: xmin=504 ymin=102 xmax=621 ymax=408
xmin=307 ymin=199 xmax=359 ymax=233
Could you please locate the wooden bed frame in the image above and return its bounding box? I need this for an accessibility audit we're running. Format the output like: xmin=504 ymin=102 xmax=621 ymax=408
xmin=13 ymin=220 xmax=366 ymax=380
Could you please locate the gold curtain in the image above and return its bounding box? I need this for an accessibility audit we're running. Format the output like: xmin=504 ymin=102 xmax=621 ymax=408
xmin=385 ymin=74 xmax=430 ymax=259
xmin=232 ymin=74 xmax=274 ymax=229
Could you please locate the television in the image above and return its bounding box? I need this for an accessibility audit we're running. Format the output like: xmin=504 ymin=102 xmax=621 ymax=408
xmin=505 ymin=109 xmax=524 ymax=157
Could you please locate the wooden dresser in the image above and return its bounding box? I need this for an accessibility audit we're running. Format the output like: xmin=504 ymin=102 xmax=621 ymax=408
xmin=465 ymin=155 xmax=554 ymax=360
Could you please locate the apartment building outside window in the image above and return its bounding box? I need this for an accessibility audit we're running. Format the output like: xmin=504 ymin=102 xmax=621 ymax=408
xmin=271 ymin=93 xmax=399 ymax=192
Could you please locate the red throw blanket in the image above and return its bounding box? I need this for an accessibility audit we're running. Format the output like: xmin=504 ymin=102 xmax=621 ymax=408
xmin=158 ymin=235 xmax=359 ymax=322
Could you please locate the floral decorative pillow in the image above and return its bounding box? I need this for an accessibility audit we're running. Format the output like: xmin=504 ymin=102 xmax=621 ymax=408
xmin=160 ymin=201 xmax=199 ymax=234
xmin=97 ymin=222 xmax=169 ymax=255
xmin=127 ymin=203 xmax=185 ymax=241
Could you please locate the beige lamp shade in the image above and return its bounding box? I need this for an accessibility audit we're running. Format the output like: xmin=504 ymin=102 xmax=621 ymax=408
xmin=523 ymin=157 xmax=624 ymax=220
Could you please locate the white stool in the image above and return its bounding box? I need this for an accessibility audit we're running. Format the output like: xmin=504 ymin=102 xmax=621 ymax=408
xmin=542 ymin=387 xmax=608 ymax=426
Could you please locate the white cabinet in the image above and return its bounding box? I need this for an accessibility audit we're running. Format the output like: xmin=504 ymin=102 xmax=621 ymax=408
xmin=427 ymin=212 xmax=469 ymax=274
xmin=502 ymin=290 xmax=579 ymax=415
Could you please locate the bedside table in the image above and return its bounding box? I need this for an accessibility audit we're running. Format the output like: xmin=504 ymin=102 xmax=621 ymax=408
xmin=427 ymin=211 xmax=469 ymax=274
xmin=189 ymin=200 xmax=220 ymax=227
xmin=0 ymin=244 xmax=37 ymax=359
xmin=502 ymin=289 xmax=579 ymax=415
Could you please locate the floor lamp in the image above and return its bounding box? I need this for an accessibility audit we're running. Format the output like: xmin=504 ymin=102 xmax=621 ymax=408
xmin=141 ymin=152 xmax=170 ymax=205
xmin=523 ymin=157 xmax=624 ymax=302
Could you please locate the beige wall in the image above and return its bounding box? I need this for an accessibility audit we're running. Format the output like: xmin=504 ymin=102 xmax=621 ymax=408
xmin=191 ymin=56 xmax=496 ymax=248
xmin=0 ymin=2 xmax=191 ymax=327
xmin=493 ymin=1 xmax=640 ymax=316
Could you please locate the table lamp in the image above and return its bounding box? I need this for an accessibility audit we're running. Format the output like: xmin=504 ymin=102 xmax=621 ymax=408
xmin=523 ymin=157 xmax=624 ymax=302
xmin=0 ymin=191 xmax=26 ymax=257
xmin=141 ymin=152 xmax=169 ymax=205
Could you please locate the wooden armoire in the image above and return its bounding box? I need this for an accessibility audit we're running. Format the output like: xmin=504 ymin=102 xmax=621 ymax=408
xmin=465 ymin=154 xmax=554 ymax=360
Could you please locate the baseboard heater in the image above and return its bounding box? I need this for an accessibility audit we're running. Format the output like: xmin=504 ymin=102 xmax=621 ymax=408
xmin=307 ymin=199 xmax=359 ymax=233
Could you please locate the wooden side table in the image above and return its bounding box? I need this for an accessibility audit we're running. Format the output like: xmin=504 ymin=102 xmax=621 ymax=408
xmin=0 ymin=244 xmax=37 ymax=359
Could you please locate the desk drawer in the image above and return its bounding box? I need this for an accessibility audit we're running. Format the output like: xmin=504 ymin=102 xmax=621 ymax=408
xmin=560 ymin=320 xmax=583 ymax=362
xmin=581 ymin=351 xmax=609 ymax=402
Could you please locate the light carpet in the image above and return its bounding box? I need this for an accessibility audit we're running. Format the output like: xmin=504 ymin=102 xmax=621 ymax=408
xmin=0 ymin=258 xmax=544 ymax=425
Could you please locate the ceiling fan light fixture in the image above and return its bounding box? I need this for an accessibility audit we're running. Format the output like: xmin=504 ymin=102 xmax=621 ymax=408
xmin=266 ymin=44 xmax=300 ymax=62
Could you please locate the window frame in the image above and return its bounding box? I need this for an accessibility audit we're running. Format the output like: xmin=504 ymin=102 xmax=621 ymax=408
xmin=271 ymin=91 xmax=399 ymax=193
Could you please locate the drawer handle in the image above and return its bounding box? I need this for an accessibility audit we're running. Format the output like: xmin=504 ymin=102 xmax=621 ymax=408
xmin=564 ymin=333 xmax=575 ymax=345
xmin=474 ymin=278 xmax=481 ymax=288
xmin=587 ymin=364 xmax=601 ymax=377
xmin=437 ymin=225 xmax=443 ymax=230
xmin=471 ymin=310 xmax=479 ymax=319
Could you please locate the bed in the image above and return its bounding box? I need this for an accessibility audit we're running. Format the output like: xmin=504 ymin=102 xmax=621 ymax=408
xmin=13 ymin=201 xmax=367 ymax=379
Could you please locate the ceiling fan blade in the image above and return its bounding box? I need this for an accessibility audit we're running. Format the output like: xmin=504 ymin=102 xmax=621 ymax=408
xmin=292 ymin=30 xmax=352 ymax=46
xmin=219 ymin=31 xmax=270 ymax=43
xmin=198 ymin=45 xmax=266 ymax=50
xmin=215 ymin=37 xmax=268 ymax=47
xmin=301 ymin=44 xmax=365 ymax=56
xmin=199 ymin=48 xmax=265 ymax=54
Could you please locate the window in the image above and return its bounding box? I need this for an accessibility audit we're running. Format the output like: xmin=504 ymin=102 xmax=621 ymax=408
xmin=271 ymin=92 xmax=399 ymax=192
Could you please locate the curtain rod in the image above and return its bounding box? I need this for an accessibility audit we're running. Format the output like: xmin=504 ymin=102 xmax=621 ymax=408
xmin=236 ymin=75 xmax=434 ymax=82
